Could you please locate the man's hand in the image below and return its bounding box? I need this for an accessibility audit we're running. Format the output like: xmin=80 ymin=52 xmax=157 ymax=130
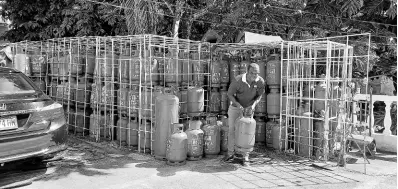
xmin=234 ymin=102 xmax=243 ymax=109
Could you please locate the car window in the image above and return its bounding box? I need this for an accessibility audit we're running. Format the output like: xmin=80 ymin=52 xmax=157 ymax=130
xmin=0 ymin=73 xmax=36 ymax=95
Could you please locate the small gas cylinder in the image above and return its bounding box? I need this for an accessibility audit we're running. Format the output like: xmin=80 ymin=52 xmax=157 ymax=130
xmin=69 ymin=108 xmax=90 ymax=134
xmin=97 ymin=50 xmax=119 ymax=79
xmin=220 ymin=88 xmax=229 ymax=114
xmin=154 ymin=94 xmax=179 ymax=160
xmin=239 ymin=53 xmax=251 ymax=74
xmin=202 ymin=117 xmax=221 ymax=157
xmin=187 ymin=86 xmax=205 ymax=116
xmin=266 ymin=54 xmax=281 ymax=87
xmin=255 ymin=117 xmax=266 ymax=144
xmin=50 ymin=54 xmax=69 ymax=78
xmin=117 ymin=84 xmax=129 ymax=113
xmin=314 ymin=74 xmax=327 ymax=112
xmin=267 ymin=88 xmax=280 ymax=118
xmin=166 ymin=124 xmax=188 ymax=165
xmin=85 ymin=47 xmax=96 ymax=76
xmin=271 ymin=119 xmax=285 ymax=150
xmin=100 ymin=82 xmax=115 ymax=110
xmin=139 ymin=121 xmax=152 ymax=150
xmin=71 ymin=78 xmax=92 ymax=108
xmin=235 ymin=108 xmax=256 ymax=154
xmin=56 ymin=79 xmax=70 ymax=103
xmin=185 ymin=120 xmax=204 ymax=160
xmin=119 ymin=49 xmax=131 ymax=82
xmin=126 ymin=118 xmax=139 ymax=146
xmin=33 ymin=78 xmax=46 ymax=92
xmin=178 ymin=87 xmax=188 ymax=115
xmin=220 ymin=55 xmax=229 ymax=87
xmin=220 ymin=116 xmax=229 ymax=153
xmin=70 ymin=46 xmax=85 ymax=75
xmin=209 ymin=88 xmax=221 ymax=113
xmin=254 ymin=94 xmax=267 ymax=116
xmin=14 ymin=48 xmax=31 ymax=76
xmin=89 ymin=111 xmax=112 ymax=138
xmin=229 ymin=57 xmax=240 ymax=83
xmin=211 ymin=56 xmax=221 ymax=87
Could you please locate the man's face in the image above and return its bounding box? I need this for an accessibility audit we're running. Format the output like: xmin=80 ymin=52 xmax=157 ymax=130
xmin=247 ymin=67 xmax=259 ymax=82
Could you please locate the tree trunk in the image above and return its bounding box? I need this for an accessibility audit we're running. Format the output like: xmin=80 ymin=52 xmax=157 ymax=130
xmin=172 ymin=0 xmax=185 ymax=41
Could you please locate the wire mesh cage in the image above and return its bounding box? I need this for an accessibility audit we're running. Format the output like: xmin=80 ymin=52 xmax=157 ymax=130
xmin=279 ymin=34 xmax=372 ymax=164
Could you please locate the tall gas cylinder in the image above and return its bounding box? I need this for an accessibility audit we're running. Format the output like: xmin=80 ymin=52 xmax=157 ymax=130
xmin=282 ymin=86 xmax=297 ymax=115
xmin=211 ymin=56 xmax=221 ymax=88
xmin=220 ymin=87 xmax=229 ymax=115
xmin=141 ymin=86 xmax=162 ymax=119
xmin=257 ymin=54 xmax=266 ymax=81
xmin=69 ymin=108 xmax=90 ymax=134
xmin=187 ymin=86 xmax=205 ymax=117
xmin=71 ymin=78 xmax=92 ymax=108
xmin=89 ymin=111 xmax=112 ymax=138
xmin=314 ymin=74 xmax=327 ymax=112
xmin=141 ymin=50 xmax=159 ymax=85
xmin=154 ymin=94 xmax=179 ymax=160
xmin=56 ymin=79 xmax=70 ymax=103
xmin=139 ymin=120 xmax=152 ymax=150
xmin=166 ymin=124 xmax=188 ymax=165
xmin=266 ymin=54 xmax=281 ymax=87
xmin=29 ymin=48 xmax=47 ymax=76
xmin=70 ymin=46 xmax=85 ymax=75
xmin=178 ymin=87 xmax=188 ymax=115
xmin=100 ymin=82 xmax=115 ymax=110
xmin=202 ymin=117 xmax=221 ymax=157
xmin=117 ymin=84 xmax=129 ymax=114
xmin=85 ymin=47 xmax=96 ymax=77
xmin=119 ymin=48 xmax=131 ymax=83
xmin=209 ymin=88 xmax=221 ymax=114
xmin=303 ymin=82 xmax=315 ymax=104
xmin=267 ymin=88 xmax=280 ymax=118
xmin=165 ymin=50 xmax=179 ymax=86
xmin=297 ymin=103 xmax=313 ymax=157
xmin=254 ymin=94 xmax=267 ymax=116
xmin=97 ymin=50 xmax=119 ymax=79
xmin=229 ymin=57 xmax=240 ymax=83
xmin=220 ymin=55 xmax=229 ymax=87
xmin=14 ymin=47 xmax=31 ymax=76
xmin=313 ymin=120 xmax=325 ymax=157
xmin=255 ymin=117 xmax=266 ymax=144
xmin=239 ymin=53 xmax=251 ymax=74
xmin=127 ymin=118 xmax=139 ymax=146
xmin=185 ymin=120 xmax=204 ymax=160
xmin=220 ymin=116 xmax=229 ymax=154
xmin=235 ymin=108 xmax=256 ymax=154
xmin=191 ymin=52 xmax=204 ymax=85
xmin=116 ymin=116 xmax=128 ymax=143
xmin=180 ymin=51 xmax=192 ymax=86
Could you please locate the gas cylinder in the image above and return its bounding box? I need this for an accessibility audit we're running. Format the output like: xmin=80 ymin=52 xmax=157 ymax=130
xmin=209 ymin=88 xmax=221 ymax=113
xmin=70 ymin=108 xmax=90 ymax=134
xmin=187 ymin=86 xmax=205 ymax=117
xmin=127 ymin=118 xmax=139 ymax=146
xmin=155 ymin=51 xmax=165 ymax=84
xmin=270 ymin=119 xmax=285 ymax=150
xmin=229 ymin=57 xmax=240 ymax=83
xmin=266 ymin=54 xmax=281 ymax=87
xmin=282 ymin=86 xmax=297 ymax=114
xmin=220 ymin=88 xmax=229 ymax=115
xmin=267 ymin=88 xmax=280 ymax=118
xmin=180 ymin=51 xmax=192 ymax=86
xmin=97 ymin=50 xmax=119 ymax=79
xmin=211 ymin=56 xmax=221 ymax=87
xmin=166 ymin=124 xmax=188 ymax=165
xmin=127 ymin=85 xmax=140 ymax=116
xmin=235 ymin=108 xmax=256 ymax=154
xmin=178 ymin=87 xmax=188 ymax=115
xmin=257 ymin=55 xmax=266 ymax=81
xmin=255 ymin=117 xmax=266 ymax=144
xmin=314 ymin=75 xmax=327 ymax=112
xmin=165 ymin=50 xmax=180 ymax=86
xmin=116 ymin=116 xmax=128 ymax=144
xmin=72 ymin=78 xmax=92 ymax=108
xmin=70 ymin=46 xmax=85 ymax=75
xmin=220 ymin=116 xmax=229 ymax=153
xmin=254 ymin=94 xmax=267 ymax=116
xmin=68 ymin=109 xmax=76 ymax=132
xmin=100 ymin=82 xmax=115 ymax=110
xmin=141 ymin=86 xmax=162 ymax=119
xmin=89 ymin=112 xmax=98 ymax=138
xmin=202 ymin=117 xmax=221 ymax=157
xmin=141 ymin=50 xmax=159 ymax=85
xmin=139 ymin=121 xmax=152 ymax=150
xmin=29 ymin=49 xmax=46 ymax=76
xmin=154 ymin=94 xmax=179 ymax=160
xmin=331 ymin=83 xmax=341 ymax=116
xmin=119 ymin=49 xmax=131 ymax=83
xmin=117 ymin=84 xmax=129 ymax=113
xmin=313 ymin=120 xmax=325 ymax=157
xmin=50 ymin=54 xmax=69 ymax=79
xmin=14 ymin=48 xmax=31 ymax=76
xmin=56 ymin=79 xmax=70 ymax=103
xmin=90 ymin=83 xmax=100 ymax=108
xmin=185 ymin=120 xmax=204 ymax=160
xmin=297 ymin=103 xmax=313 ymax=157
xmin=85 ymin=47 xmax=96 ymax=76
xmin=89 ymin=111 xmax=112 ymax=138
xmin=33 ymin=78 xmax=46 ymax=92
xmin=220 ymin=55 xmax=229 ymax=87
xmin=239 ymin=53 xmax=251 ymax=74
xmin=303 ymin=83 xmax=315 ymax=104
xmin=191 ymin=53 xmax=204 ymax=85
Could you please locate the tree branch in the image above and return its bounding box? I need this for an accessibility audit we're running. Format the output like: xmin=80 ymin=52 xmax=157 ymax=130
xmin=162 ymin=0 xmax=174 ymax=14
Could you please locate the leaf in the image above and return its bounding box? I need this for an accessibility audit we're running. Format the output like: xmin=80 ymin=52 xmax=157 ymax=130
xmin=386 ymin=1 xmax=397 ymax=19
xmin=341 ymin=0 xmax=364 ymax=17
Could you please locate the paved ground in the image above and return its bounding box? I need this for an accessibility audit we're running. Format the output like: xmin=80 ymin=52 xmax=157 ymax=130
xmin=0 ymin=136 xmax=396 ymax=189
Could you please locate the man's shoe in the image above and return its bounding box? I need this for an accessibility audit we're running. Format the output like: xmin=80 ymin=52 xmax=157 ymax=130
xmin=222 ymin=155 xmax=234 ymax=162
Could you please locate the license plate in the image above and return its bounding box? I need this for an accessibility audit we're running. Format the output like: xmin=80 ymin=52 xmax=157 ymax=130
xmin=0 ymin=116 xmax=18 ymax=131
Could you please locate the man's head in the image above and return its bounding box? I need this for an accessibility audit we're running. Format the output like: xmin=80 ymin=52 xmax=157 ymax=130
xmin=246 ymin=63 xmax=260 ymax=82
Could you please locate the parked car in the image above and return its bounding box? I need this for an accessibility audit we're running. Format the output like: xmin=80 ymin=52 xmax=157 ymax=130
xmin=0 ymin=67 xmax=67 ymax=165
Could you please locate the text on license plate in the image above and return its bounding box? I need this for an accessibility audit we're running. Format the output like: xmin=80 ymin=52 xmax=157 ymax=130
xmin=0 ymin=116 xmax=18 ymax=131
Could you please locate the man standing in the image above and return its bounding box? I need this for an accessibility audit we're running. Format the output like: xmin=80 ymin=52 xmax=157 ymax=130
xmin=223 ymin=63 xmax=265 ymax=166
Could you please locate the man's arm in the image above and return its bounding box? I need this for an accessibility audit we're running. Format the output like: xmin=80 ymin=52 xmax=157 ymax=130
xmin=227 ymin=79 xmax=242 ymax=109
xmin=249 ymin=80 xmax=266 ymax=108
